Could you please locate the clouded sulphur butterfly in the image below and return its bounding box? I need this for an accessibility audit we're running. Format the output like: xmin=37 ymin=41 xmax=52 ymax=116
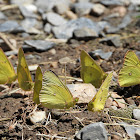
xmin=17 ymin=48 xmax=33 ymax=91
xmin=80 ymin=50 xmax=108 ymax=88
xmin=0 ymin=48 xmax=17 ymax=84
xmin=39 ymin=70 xmax=78 ymax=109
xmin=119 ymin=51 xmax=140 ymax=87
xmin=33 ymin=66 xmax=42 ymax=104
xmin=88 ymin=72 xmax=113 ymax=112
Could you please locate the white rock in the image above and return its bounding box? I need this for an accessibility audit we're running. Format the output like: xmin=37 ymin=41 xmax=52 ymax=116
xmin=130 ymin=0 xmax=140 ymax=5
xmin=133 ymin=109 xmax=140 ymax=120
xmin=92 ymin=4 xmax=106 ymax=16
xmin=24 ymin=4 xmax=38 ymax=13
xmin=29 ymin=111 xmax=46 ymax=124
xmin=67 ymin=83 xmax=96 ymax=103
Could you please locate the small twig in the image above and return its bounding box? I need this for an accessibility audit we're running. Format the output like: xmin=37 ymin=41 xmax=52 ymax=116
xmin=0 ymin=88 xmax=21 ymax=99
xmin=111 ymin=96 xmax=140 ymax=109
xmin=0 ymin=4 xmax=18 ymax=11
xmin=0 ymin=33 xmax=16 ymax=51
xmin=110 ymin=115 xmax=140 ymax=123
xmin=36 ymin=134 xmax=69 ymax=139
xmin=0 ymin=117 xmax=11 ymax=122
xmin=72 ymin=114 xmax=85 ymax=127
xmin=104 ymin=123 xmax=140 ymax=127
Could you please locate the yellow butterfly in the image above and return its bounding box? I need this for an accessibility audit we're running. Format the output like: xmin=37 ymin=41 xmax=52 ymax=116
xmin=0 ymin=48 xmax=17 ymax=84
xmin=119 ymin=51 xmax=140 ymax=87
xmin=80 ymin=50 xmax=108 ymax=88
xmin=17 ymin=48 xmax=33 ymax=91
xmin=39 ymin=70 xmax=78 ymax=109
xmin=33 ymin=66 xmax=42 ymax=104
xmin=88 ymin=72 xmax=113 ymax=112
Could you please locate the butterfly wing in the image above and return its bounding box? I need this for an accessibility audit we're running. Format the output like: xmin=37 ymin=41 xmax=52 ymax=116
xmin=123 ymin=51 xmax=140 ymax=66
xmin=17 ymin=48 xmax=33 ymax=91
xmin=33 ymin=66 xmax=42 ymax=104
xmin=80 ymin=50 xmax=107 ymax=88
xmin=0 ymin=48 xmax=17 ymax=84
xmin=39 ymin=71 xmax=77 ymax=109
xmin=119 ymin=51 xmax=140 ymax=87
xmin=88 ymin=72 xmax=113 ymax=112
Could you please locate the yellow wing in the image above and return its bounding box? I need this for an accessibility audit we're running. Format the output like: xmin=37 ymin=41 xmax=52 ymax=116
xmin=119 ymin=51 xmax=140 ymax=87
xmin=39 ymin=71 xmax=78 ymax=109
xmin=0 ymin=48 xmax=17 ymax=84
xmin=80 ymin=50 xmax=107 ymax=88
xmin=17 ymin=48 xmax=33 ymax=91
xmin=88 ymin=72 xmax=113 ymax=112
xmin=33 ymin=66 xmax=42 ymax=104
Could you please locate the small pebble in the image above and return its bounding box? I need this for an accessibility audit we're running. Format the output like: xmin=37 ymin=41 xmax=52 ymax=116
xmin=133 ymin=109 xmax=140 ymax=121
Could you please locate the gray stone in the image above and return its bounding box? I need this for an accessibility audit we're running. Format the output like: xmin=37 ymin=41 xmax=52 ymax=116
xmin=75 ymin=122 xmax=108 ymax=140
xmin=35 ymin=0 xmax=71 ymax=13
xmin=19 ymin=5 xmax=37 ymax=18
xmin=72 ymin=2 xmax=93 ymax=16
xmin=42 ymin=12 xmax=67 ymax=26
xmin=103 ymin=14 xmax=131 ymax=33
xmin=21 ymin=18 xmax=42 ymax=34
xmin=53 ymin=3 xmax=69 ymax=14
xmin=5 ymin=50 xmax=18 ymax=56
xmin=100 ymin=0 xmax=124 ymax=6
xmin=133 ymin=109 xmax=140 ymax=120
xmin=52 ymin=17 xmax=101 ymax=40
xmin=89 ymin=49 xmax=112 ymax=60
xmin=44 ymin=23 xmax=52 ymax=33
xmin=73 ymin=27 xmax=98 ymax=39
xmin=103 ymin=13 xmax=120 ymax=21
xmin=130 ymin=0 xmax=140 ymax=5
xmin=0 ymin=20 xmax=24 ymax=33
xmin=0 ymin=12 xmax=7 ymax=20
xmin=98 ymin=21 xmax=111 ymax=30
xmin=10 ymin=0 xmax=33 ymax=5
xmin=24 ymin=40 xmax=56 ymax=51
xmin=119 ymin=122 xmax=140 ymax=139
xmin=76 ymin=0 xmax=90 ymax=2
xmin=118 ymin=14 xmax=132 ymax=29
xmin=105 ymin=26 xmax=120 ymax=34
xmin=100 ymin=36 xmax=121 ymax=47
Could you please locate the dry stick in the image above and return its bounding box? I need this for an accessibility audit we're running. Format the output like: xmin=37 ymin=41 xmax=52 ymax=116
xmin=0 ymin=33 xmax=16 ymax=50
xmin=110 ymin=96 xmax=139 ymax=109
xmin=0 ymin=117 xmax=11 ymax=122
xmin=110 ymin=116 xmax=140 ymax=123
xmin=0 ymin=4 xmax=18 ymax=11
xmin=36 ymin=134 xmax=70 ymax=140
xmin=104 ymin=123 xmax=140 ymax=127
xmin=0 ymin=88 xmax=21 ymax=99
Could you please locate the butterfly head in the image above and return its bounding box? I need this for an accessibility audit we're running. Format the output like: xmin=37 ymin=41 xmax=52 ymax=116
xmin=73 ymin=97 xmax=79 ymax=104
